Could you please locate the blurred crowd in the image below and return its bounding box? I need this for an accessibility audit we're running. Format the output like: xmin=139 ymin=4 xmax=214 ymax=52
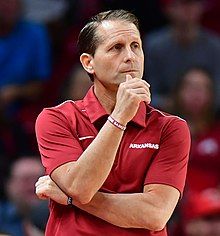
xmin=0 ymin=0 xmax=220 ymax=235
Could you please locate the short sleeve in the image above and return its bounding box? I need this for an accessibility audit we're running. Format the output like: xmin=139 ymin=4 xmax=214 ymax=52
xmin=35 ymin=108 xmax=83 ymax=175
xmin=144 ymin=118 xmax=191 ymax=196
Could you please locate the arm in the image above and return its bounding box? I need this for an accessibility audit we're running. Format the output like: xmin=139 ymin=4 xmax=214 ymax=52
xmin=36 ymin=176 xmax=179 ymax=231
xmin=47 ymin=77 xmax=150 ymax=204
xmin=51 ymin=119 xmax=125 ymax=204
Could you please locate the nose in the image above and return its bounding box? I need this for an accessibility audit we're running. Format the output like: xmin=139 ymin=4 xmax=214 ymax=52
xmin=124 ymin=46 xmax=135 ymax=63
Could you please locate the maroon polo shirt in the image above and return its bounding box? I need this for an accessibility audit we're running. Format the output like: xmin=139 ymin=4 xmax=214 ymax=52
xmin=35 ymin=86 xmax=190 ymax=236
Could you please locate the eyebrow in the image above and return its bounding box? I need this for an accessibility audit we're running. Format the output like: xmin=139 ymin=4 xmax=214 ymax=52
xmin=105 ymin=36 xmax=141 ymax=48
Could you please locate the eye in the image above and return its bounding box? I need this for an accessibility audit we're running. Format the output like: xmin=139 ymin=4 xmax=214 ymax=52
xmin=112 ymin=43 xmax=123 ymax=50
xmin=131 ymin=42 xmax=140 ymax=49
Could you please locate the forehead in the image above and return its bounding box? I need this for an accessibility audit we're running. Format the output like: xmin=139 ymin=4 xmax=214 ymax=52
xmin=96 ymin=20 xmax=141 ymax=45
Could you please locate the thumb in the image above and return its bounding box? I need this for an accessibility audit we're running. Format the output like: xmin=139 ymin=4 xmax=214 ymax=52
xmin=126 ymin=74 xmax=132 ymax=82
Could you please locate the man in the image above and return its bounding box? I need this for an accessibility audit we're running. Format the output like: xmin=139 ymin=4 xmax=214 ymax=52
xmin=0 ymin=0 xmax=51 ymax=156
xmin=0 ymin=156 xmax=47 ymax=236
xmin=35 ymin=10 xmax=190 ymax=235
xmin=144 ymin=0 xmax=220 ymax=110
xmin=0 ymin=0 xmax=50 ymax=112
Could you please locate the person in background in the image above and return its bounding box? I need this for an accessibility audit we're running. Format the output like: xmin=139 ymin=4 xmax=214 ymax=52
xmin=171 ymin=66 xmax=220 ymax=192
xmin=0 ymin=156 xmax=48 ymax=236
xmin=0 ymin=0 xmax=51 ymax=116
xmin=144 ymin=0 xmax=220 ymax=110
xmin=183 ymin=188 xmax=220 ymax=236
xmin=34 ymin=9 xmax=190 ymax=235
xmin=0 ymin=0 xmax=51 ymax=155
xmin=169 ymin=66 xmax=220 ymax=235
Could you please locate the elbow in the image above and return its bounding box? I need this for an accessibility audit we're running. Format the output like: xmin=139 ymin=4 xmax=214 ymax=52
xmin=67 ymin=185 xmax=94 ymax=205
xmin=75 ymin=194 xmax=93 ymax=205
xmin=143 ymin=211 xmax=167 ymax=232
xmin=148 ymin=220 xmax=166 ymax=232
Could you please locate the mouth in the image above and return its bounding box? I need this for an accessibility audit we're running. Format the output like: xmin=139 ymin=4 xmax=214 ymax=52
xmin=121 ymin=70 xmax=138 ymax=73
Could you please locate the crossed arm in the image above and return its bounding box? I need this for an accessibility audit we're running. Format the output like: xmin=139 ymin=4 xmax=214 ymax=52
xmin=36 ymin=173 xmax=179 ymax=232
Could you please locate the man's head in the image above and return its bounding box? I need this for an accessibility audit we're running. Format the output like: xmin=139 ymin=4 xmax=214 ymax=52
xmin=160 ymin=0 xmax=204 ymax=26
xmin=77 ymin=10 xmax=144 ymax=88
xmin=174 ymin=66 xmax=214 ymax=116
xmin=6 ymin=156 xmax=44 ymax=213
xmin=78 ymin=10 xmax=140 ymax=57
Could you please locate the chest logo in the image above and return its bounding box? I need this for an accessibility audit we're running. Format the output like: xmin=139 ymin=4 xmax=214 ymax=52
xmin=129 ymin=143 xmax=159 ymax=149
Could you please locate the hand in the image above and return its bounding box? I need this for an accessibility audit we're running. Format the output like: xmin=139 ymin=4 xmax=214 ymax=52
xmin=35 ymin=175 xmax=68 ymax=205
xmin=112 ymin=74 xmax=151 ymax=124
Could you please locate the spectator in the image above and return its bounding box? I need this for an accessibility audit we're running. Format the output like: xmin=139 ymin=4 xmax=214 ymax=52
xmin=183 ymin=188 xmax=220 ymax=236
xmin=0 ymin=0 xmax=51 ymax=155
xmin=169 ymin=66 xmax=220 ymax=235
xmin=171 ymin=66 xmax=220 ymax=192
xmin=144 ymin=0 xmax=220 ymax=110
xmin=0 ymin=0 xmax=51 ymax=116
xmin=0 ymin=156 xmax=48 ymax=236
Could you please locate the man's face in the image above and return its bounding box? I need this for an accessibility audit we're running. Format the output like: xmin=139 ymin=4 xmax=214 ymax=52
xmin=90 ymin=20 xmax=144 ymax=90
xmin=7 ymin=158 xmax=44 ymax=208
xmin=179 ymin=70 xmax=213 ymax=114
xmin=165 ymin=0 xmax=203 ymax=26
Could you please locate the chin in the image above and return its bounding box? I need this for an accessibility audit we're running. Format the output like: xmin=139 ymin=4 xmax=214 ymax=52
xmin=121 ymin=72 xmax=142 ymax=79
xmin=128 ymin=72 xmax=139 ymax=78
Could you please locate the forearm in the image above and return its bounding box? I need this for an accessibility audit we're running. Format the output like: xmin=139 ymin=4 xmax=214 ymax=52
xmin=74 ymin=191 xmax=165 ymax=231
xmin=52 ymin=119 xmax=125 ymax=204
xmin=48 ymin=189 xmax=160 ymax=230
xmin=36 ymin=177 xmax=178 ymax=231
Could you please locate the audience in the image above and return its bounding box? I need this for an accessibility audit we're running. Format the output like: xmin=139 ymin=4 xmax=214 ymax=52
xmin=144 ymin=0 xmax=220 ymax=110
xmin=0 ymin=0 xmax=51 ymax=116
xmin=0 ymin=0 xmax=51 ymax=156
xmin=0 ymin=156 xmax=48 ymax=236
xmin=171 ymin=66 xmax=220 ymax=192
xmin=169 ymin=66 xmax=220 ymax=235
xmin=183 ymin=188 xmax=220 ymax=236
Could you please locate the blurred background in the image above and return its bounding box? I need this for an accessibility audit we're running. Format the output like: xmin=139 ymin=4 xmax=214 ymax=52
xmin=0 ymin=0 xmax=220 ymax=235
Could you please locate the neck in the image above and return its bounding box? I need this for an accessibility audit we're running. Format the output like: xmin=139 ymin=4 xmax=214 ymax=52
xmin=94 ymin=80 xmax=117 ymax=114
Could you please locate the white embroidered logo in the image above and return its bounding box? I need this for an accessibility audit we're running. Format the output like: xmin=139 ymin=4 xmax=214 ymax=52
xmin=129 ymin=143 xmax=159 ymax=149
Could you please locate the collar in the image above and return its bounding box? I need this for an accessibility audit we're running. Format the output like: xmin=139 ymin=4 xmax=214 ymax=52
xmin=83 ymin=86 xmax=147 ymax=128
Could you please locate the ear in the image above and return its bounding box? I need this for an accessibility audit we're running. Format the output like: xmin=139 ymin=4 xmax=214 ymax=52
xmin=80 ymin=53 xmax=94 ymax=75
